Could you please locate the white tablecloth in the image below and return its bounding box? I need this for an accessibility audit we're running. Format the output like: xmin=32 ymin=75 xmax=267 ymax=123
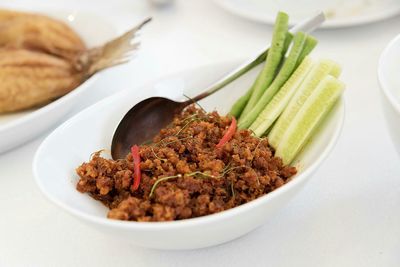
xmin=1 ymin=1 xmax=399 ymax=266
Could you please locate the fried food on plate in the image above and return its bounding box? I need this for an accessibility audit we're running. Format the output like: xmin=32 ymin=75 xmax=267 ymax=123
xmin=0 ymin=9 xmax=85 ymax=61
xmin=0 ymin=48 xmax=83 ymax=113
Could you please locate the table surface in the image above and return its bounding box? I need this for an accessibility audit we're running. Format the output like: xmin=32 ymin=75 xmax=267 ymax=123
xmin=1 ymin=1 xmax=399 ymax=266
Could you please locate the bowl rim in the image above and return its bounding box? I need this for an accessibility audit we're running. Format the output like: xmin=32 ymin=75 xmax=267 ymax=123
xmin=378 ymin=33 xmax=400 ymax=114
xmin=32 ymin=64 xmax=345 ymax=231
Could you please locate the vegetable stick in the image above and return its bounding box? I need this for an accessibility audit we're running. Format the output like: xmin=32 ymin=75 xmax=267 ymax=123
xmin=239 ymin=12 xmax=289 ymax=118
xmin=296 ymin=35 xmax=318 ymax=67
xmin=238 ymin=31 xmax=307 ymax=129
xmin=229 ymin=32 xmax=293 ymax=118
xmin=275 ymin=75 xmax=345 ymax=165
xmin=268 ymin=59 xmax=341 ymax=148
xmin=249 ymin=57 xmax=314 ymax=136
xmin=229 ymin=87 xmax=254 ymax=118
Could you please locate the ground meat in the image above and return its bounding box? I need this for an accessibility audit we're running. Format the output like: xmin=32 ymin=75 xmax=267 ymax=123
xmin=76 ymin=106 xmax=297 ymax=222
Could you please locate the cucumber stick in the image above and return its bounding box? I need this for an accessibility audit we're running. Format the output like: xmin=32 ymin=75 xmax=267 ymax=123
xmin=268 ymin=59 xmax=341 ymax=149
xmin=238 ymin=31 xmax=307 ymax=129
xmin=249 ymin=57 xmax=314 ymax=136
xmin=230 ymin=31 xmax=294 ymax=118
xmin=239 ymin=12 xmax=289 ymax=118
xmin=275 ymin=75 xmax=345 ymax=165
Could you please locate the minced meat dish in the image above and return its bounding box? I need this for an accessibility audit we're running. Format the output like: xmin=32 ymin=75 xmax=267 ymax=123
xmin=76 ymin=106 xmax=297 ymax=222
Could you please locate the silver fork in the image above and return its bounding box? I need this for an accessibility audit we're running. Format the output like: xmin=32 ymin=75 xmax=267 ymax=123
xmin=74 ymin=17 xmax=152 ymax=78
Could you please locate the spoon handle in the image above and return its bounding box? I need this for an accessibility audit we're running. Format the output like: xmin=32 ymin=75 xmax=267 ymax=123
xmin=191 ymin=12 xmax=326 ymax=103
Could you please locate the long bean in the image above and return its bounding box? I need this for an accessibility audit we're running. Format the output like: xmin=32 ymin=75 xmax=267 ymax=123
xmin=238 ymin=31 xmax=307 ymax=129
xmin=239 ymin=12 xmax=289 ymax=118
xmin=230 ymin=32 xmax=293 ymax=118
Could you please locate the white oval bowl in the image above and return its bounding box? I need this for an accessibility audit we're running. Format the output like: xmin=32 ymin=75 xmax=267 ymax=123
xmin=378 ymin=33 xmax=400 ymax=156
xmin=0 ymin=10 xmax=117 ymax=154
xmin=33 ymin=60 xmax=345 ymax=250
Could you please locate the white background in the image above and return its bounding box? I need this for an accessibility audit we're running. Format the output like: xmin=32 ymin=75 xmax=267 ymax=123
xmin=0 ymin=0 xmax=399 ymax=266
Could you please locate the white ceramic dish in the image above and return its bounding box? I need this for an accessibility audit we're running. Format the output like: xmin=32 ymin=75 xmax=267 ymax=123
xmin=378 ymin=33 xmax=400 ymax=156
xmin=33 ymin=61 xmax=345 ymax=250
xmin=0 ymin=10 xmax=117 ymax=154
xmin=214 ymin=0 xmax=400 ymax=29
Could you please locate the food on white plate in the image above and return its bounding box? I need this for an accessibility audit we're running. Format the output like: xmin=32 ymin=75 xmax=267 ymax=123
xmin=0 ymin=49 xmax=83 ymax=113
xmin=0 ymin=9 xmax=148 ymax=114
xmin=0 ymin=9 xmax=86 ymax=60
xmin=75 ymin=12 xmax=345 ymax=222
xmin=0 ymin=9 xmax=85 ymax=113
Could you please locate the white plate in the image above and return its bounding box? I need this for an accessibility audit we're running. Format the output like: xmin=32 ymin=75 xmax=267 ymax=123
xmin=33 ymin=60 xmax=345 ymax=250
xmin=378 ymin=33 xmax=400 ymax=156
xmin=214 ymin=0 xmax=400 ymax=29
xmin=0 ymin=10 xmax=117 ymax=154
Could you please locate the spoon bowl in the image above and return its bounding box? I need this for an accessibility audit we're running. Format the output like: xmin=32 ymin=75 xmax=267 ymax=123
xmin=111 ymin=97 xmax=187 ymax=159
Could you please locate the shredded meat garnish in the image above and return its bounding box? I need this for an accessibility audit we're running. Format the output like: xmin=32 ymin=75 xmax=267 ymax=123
xmin=76 ymin=106 xmax=297 ymax=222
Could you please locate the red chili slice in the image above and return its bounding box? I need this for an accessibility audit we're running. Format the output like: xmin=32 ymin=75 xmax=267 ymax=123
xmin=216 ymin=117 xmax=237 ymax=149
xmin=131 ymin=145 xmax=141 ymax=191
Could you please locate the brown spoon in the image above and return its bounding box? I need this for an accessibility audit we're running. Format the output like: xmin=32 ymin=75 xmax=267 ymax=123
xmin=111 ymin=12 xmax=325 ymax=159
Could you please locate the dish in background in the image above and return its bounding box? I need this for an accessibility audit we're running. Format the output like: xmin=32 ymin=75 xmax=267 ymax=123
xmin=214 ymin=0 xmax=400 ymax=29
xmin=0 ymin=10 xmax=117 ymax=154
xmin=378 ymin=33 xmax=400 ymax=156
xmin=33 ymin=61 xmax=344 ymax=250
